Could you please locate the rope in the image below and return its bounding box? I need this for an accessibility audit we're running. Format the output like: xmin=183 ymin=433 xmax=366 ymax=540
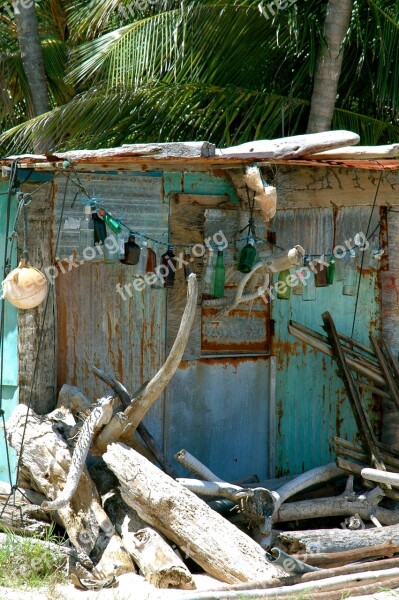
xmin=350 ymin=171 xmax=383 ymax=338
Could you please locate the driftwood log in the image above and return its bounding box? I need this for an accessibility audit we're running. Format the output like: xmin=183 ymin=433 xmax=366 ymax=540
xmin=6 ymin=404 xmax=134 ymax=579
xmin=217 ymin=130 xmax=360 ymax=159
xmin=104 ymin=490 xmax=194 ymax=588
xmin=103 ymin=443 xmax=284 ymax=584
xmin=275 ymin=486 xmax=399 ymax=526
xmin=276 ymin=523 xmax=399 ymax=554
xmin=121 ymin=520 xmax=195 ymax=589
xmin=292 ymin=540 xmax=399 ymax=568
xmin=0 ymin=485 xmax=51 ymax=537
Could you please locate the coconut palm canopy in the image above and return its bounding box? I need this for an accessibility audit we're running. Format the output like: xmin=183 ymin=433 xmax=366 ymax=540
xmin=0 ymin=0 xmax=398 ymax=153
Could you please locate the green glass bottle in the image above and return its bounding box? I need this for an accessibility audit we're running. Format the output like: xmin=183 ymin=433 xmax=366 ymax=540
xmin=213 ymin=250 xmax=225 ymax=298
xmin=277 ymin=269 xmax=291 ymax=300
xmin=238 ymin=237 xmax=257 ymax=273
xmin=98 ymin=209 xmax=122 ymax=234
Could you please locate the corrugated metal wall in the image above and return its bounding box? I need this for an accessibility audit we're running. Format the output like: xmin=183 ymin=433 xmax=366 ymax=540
xmin=54 ymin=172 xmax=168 ymax=442
xmin=271 ymin=206 xmax=381 ymax=476
xmin=52 ymin=168 xmax=384 ymax=479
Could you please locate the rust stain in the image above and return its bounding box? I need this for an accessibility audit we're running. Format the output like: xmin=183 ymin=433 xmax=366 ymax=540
xmin=198 ymin=356 xmax=270 ymax=368
xmin=202 ymin=340 xmax=268 ymax=353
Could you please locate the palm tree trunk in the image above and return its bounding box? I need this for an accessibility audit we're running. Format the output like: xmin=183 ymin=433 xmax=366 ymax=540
xmin=307 ymin=0 xmax=353 ymax=133
xmin=14 ymin=2 xmax=50 ymax=119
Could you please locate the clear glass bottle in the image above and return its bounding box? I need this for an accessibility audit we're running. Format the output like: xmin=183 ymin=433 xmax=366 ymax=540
xmin=238 ymin=237 xmax=257 ymax=273
xmin=334 ymin=254 xmax=347 ymax=282
xmin=368 ymin=233 xmax=383 ymax=268
xmin=213 ymin=250 xmax=225 ymax=298
xmin=277 ymin=269 xmax=291 ymax=299
xmin=343 ymin=249 xmax=358 ymax=296
xmin=104 ymin=235 xmax=120 ymax=264
xmin=202 ymin=248 xmax=215 ymax=300
xmin=302 ymin=257 xmax=316 ymax=301
xmin=137 ymin=240 xmax=148 ymax=276
xmin=79 ymin=205 xmax=95 ymax=260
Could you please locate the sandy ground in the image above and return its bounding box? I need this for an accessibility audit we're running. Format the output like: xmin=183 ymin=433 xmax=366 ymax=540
xmin=0 ymin=575 xmax=399 ymax=600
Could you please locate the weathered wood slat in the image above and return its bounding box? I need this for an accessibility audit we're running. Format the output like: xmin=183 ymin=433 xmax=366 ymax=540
xmin=217 ymin=131 xmax=360 ymax=159
xmin=308 ymin=144 xmax=399 ymax=159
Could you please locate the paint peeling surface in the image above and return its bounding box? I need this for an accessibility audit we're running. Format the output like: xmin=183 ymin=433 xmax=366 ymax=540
xmin=55 ymin=174 xmax=168 ymax=444
xmin=271 ymin=206 xmax=382 ymax=476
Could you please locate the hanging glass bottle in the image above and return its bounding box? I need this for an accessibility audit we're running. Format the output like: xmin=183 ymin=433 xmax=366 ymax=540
xmin=79 ymin=205 xmax=95 ymax=260
xmin=277 ymin=269 xmax=291 ymax=300
xmin=292 ymin=267 xmax=303 ymax=295
xmin=202 ymin=248 xmax=215 ymax=300
xmin=343 ymin=249 xmax=358 ymax=296
xmin=302 ymin=257 xmax=316 ymax=301
xmin=122 ymin=235 xmax=140 ymax=267
xmin=213 ymin=249 xmax=225 ymax=298
xmin=137 ymin=239 xmax=148 ymax=276
xmin=98 ymin=209 xmax=122 ymax=234
xmin=368 ymin=233 xmax=384 ymax=268
xmin=314 ymin=256 xmax=328 ymax=287
xmin=146 ymin=243 xmax=157 ymax=273
xmin=327 ymin=257 xmax=335 ymax=285
xmin=334 ymin=253 xmax=347 ymax=282
xmin=238 ymin=237 xmax=257 ymax=273
xmin=91 ymin=211 xmax=106 ymax=262
xmin=161 ymin=245 xmax=177 ymax=288
xmin=183 ymin=247 xmax=193 ymax=281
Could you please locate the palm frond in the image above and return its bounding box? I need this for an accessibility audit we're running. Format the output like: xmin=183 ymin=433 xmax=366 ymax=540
xmin=0 ymin=83 xmax=309 ymax=153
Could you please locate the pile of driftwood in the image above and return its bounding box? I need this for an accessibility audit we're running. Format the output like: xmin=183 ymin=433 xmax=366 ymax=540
xmin=3 ymin=276 xmax=399 ymax=598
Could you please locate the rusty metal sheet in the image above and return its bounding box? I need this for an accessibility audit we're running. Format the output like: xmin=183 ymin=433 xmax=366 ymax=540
xmin=53 ymin=171 xmax=167 ymax=259
xmin=164 ymin=356 xmax=274 ymax=481
xmin=55 ymin=173 xmax=168 ymax=443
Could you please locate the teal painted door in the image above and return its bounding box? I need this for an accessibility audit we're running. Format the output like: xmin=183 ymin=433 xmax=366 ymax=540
xmin=0 ymin=184 xmax=18 ymax=485
xmin=271 ymin=207 xmax=381 ymax=476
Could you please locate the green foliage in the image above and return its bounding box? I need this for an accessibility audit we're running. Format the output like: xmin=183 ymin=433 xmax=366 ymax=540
xmin=0 ymin=0 xmax=398 ymax=153
xmin=0 ymin=527 xmax=67 ymax=589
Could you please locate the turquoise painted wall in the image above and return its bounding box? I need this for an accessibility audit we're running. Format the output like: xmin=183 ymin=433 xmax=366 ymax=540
xmin=0 ymin=183 xmax=18 ymax=485
xmin=271 ymin=207 xmax=381 ymax=477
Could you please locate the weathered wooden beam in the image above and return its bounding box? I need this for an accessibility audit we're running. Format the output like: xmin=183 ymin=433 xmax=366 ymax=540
xmin=6 ymin=142 xmax=216 ymax=163
xmin=277 ymin=524 xmax=399 ymax=555
xmin=308 ymin=144 xmax=399 ymax=159
xmin=322 ymin=311 xmax=385 ymax=472
xmin=293 ymin=541 xmax=399 ymax=568
xmin=171 ymin=193 xmax=235 ymax=208
xmin=217 ymin=131 xmax=360 ymax=159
